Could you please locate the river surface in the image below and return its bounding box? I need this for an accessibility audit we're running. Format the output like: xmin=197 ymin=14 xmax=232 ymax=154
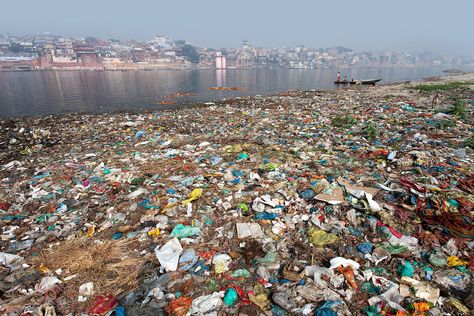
xmin=0 ymin=67 xmax=446 ymax=117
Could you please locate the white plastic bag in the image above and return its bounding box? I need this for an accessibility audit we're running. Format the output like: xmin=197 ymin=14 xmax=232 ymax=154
xmin=154 ymin=237 xmax=183 ymax=272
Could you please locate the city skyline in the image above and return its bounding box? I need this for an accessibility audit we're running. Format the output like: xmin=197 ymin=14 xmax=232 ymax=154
xmin=1 ymin=32 xmax=473 ymax=58
xmin=2 ymin=32 xmax=472 ymax=72
xmin=1 ymin=0 xmax=473 ymax=55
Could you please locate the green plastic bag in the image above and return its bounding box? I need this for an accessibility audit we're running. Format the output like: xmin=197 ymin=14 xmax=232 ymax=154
xmin=231 ymin=269 xmax=251 ymax=278
xmin=169 ymin=224 xmax=200 ymax=239
xmin=223 ymin=288 xmax=238 ymax=306
xmin=397 ymin=261 xmax=415 ymax=277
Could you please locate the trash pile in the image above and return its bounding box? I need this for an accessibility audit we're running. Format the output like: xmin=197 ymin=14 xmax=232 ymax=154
xmin=0 ymin=82 xmax=473 ymax=315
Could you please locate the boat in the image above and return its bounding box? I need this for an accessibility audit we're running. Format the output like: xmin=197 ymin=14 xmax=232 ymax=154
xmin=157 ymin=101 xmax=176 ymax=105
xmin=208 ymin=87 xmax=242 ymax=91
xmin=334 ymin=79 xmax=382 ymax=85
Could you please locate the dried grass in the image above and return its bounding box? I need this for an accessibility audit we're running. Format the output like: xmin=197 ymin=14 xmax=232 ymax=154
xmin=36 ymin=238 xmax=142 ymax=297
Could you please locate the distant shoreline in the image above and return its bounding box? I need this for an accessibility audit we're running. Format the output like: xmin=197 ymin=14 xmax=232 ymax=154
xmin=0 ymin=64 xmax=456 ymax=73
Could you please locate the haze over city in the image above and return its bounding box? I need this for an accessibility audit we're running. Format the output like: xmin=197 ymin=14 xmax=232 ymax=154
xmin=1 ymin=0 xmax=473 ymax=54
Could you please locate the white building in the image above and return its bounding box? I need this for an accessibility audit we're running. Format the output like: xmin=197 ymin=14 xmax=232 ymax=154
xmin=150 ymin=36 xmax=174 ymax=50
xmin=215 ymin=51 xmax=226 ymax=69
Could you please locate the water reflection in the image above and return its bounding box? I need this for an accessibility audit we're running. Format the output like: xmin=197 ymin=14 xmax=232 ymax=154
xmin=215 ymin=70 xmax=227 ymax=87
xmin=0 ymin=67 xmax=444 ymax=117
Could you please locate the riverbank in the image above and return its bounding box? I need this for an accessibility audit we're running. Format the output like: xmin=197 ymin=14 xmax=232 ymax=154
xmin=0 ymin=74 xmax=473 ymax=315
xmin=0 ymin=65 xmax=464 ymax=73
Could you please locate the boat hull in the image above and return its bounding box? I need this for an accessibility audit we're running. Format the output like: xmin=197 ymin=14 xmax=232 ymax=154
xmin=334 ymin=79 xmax=382 ymax=85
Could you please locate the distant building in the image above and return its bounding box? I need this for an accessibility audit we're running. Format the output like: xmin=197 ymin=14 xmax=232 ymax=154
xmin=215 ymin=51 xmax=226 ymax=69
xmin=54 ymin=38 xmax=74 ymax=57
xmin=50 ymin=55 xmax=78 ymax=69
xmin=150 ymin=36 xmax=174 ymax=50
xmin=74 ymin=44 xmax=99 ymax=66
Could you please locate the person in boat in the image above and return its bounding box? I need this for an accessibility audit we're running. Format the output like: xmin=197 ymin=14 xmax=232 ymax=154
xmin=343 ymin=75 xmax=347 ymax=81
xmin=337 ymin=72 xmax=341 ymax=81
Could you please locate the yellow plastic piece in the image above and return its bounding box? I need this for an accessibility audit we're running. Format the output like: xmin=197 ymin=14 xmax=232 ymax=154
xmin=182 ymin=188 xmax=203 ymax=205
xmin=447 ymin=256 xmax=469 ymax=267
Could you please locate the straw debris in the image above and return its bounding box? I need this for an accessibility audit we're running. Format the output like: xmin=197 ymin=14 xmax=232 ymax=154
xmin=36 ymin=238 xmax=142 ymax=297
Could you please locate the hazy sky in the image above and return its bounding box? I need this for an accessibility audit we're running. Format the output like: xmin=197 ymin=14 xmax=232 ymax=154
xmin=1 ymin=0 xmax=473 ymax=54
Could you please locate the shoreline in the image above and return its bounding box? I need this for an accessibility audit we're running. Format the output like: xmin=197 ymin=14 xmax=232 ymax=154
xmin=0 ymin=64 xmax=460 ymax=73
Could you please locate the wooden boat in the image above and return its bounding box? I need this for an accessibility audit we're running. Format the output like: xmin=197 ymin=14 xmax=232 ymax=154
xmin=334 ymin=79 xmax=382 ymax=85
xmin=208 ymin=87 xmax=242 ymax=91
xmin=157 ymin=101 xmax=176 ymax=105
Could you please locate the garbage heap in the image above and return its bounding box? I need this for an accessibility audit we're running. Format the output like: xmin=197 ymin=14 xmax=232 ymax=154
xmin=0 ymin=83 xmax=473 ymax=315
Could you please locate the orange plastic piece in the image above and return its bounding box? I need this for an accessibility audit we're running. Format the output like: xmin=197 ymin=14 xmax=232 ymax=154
xmin=338 ymin=266 xmax=358 ymax=290
xmin=164 ymin=297 xmax=192 ymax=316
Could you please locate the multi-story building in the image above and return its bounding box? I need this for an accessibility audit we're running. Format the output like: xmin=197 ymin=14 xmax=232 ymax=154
xmin=215 ymin=51 xmax=226 ymax=69
xmin=74 ymin=44 xmax=99 ymax=66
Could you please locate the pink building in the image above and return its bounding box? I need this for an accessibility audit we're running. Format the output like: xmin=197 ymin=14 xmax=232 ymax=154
xmin=215 ymin=52 xmax=226 ymax=69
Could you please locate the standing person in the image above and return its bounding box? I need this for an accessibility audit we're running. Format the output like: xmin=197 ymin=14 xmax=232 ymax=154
xmin=337 ymin=72 xmax=341 ymax=82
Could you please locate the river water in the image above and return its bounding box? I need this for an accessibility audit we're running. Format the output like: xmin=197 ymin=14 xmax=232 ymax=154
xmin=0 ymin=67 xmax=445 ymax=117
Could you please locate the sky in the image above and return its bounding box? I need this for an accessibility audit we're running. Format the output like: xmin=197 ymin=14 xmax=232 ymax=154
xmin=1 ymin=0 xmax=473 ymax=55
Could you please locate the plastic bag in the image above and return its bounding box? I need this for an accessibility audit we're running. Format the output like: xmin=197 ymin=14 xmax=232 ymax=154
xmin=155 ymin=237 xmax=183 ymax=272
xmin=183 ymin=188 xmax=203 ymax=205
xmin=307 ymin=227 xmax=339 ymax=247
xmin=212 ymin=253 xmax=232 ymax=274
xmin=189 ymin=292 xmax=224 ymax=315
xmin=165 ymin=297 xmax=193 ymax=316
xmin=223 ymin=288 xmax=238 ymax=306
xmin=329 ymin=257 xmax=360 ymax=270
xmin=170 ymin=224 xmax=200 ymax=239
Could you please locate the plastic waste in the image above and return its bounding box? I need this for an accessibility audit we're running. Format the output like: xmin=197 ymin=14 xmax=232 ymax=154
xmin=36 ymin=276 xmax=61 ymax=293
xmin=271 ymin=305 xmax=287 ymax=316
xmin=338 ymin=265 xmax=358 ymax=290
xmin=223 ymin=287 xmax=238 ymax=306
xmin=397 ymin=261 xmax=415 ymax=277
xmin=115 ymin=306 xmax=125 ymax=316
xmin=428 ymin=251 xmax=447 ymax=267
xmin=400 ymin=276 xmax=440 ymax=304
xmin=315 ymin=300 xmax=342 ymax=316
xmin=189 ymin=292 xmax=224 ymax=315
xmin=299 ymin=189 xmax=315 ymax=200
xmin=178 ymin=249 xmax=198 ymax=271
xmin=255 ymin=212 xmax=278 ymax=220
xmin=433 ymin=269 xmax=471 ymax=290
xmin=155 ymin=237 xmax=183 ymax=272
xmin=170 ymin=224 xmax=201 ymax=239
xmin=272 ymin=291 xmax=296 ymax=311
xmin=305 ymin=266 xmax=334 ymax=287
xmin=1 ymin=81 xmax=473 ymax=315
xmin=248 ymin=293 xmax=270 ymax=311
xmin=0 ymin=252 xmax=23 ymax=268
xmin=37 ymin=303 xmax=57 ymax=316
xmin=212 ymin=253 xmax=232 ymax=274
xmin=164 ymin=297 xmax=193 ymax=316
xmin=357 ymin=242 xmax=374 ymax=254
xmin=329 ymin=257 xmax=360 ymax=271
xmin=182 ymin=188 xmax=203 ymax=205
xmin=307 ymin=227 xmax=339 ymax=247
xmin=87 ymin=293 xmax=118 ymax=315
xmin=236 ymin=222 xmax=263 ymax=238
xmin=446 ymin=256 xmax=469 ymax=267
xmin=231 ymin=268 xmax=251 ymax=278
xmin=445 ymin=298 xmax=470 ymax=314
xmin=78 ymin=282 xmax=94 ymax=301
